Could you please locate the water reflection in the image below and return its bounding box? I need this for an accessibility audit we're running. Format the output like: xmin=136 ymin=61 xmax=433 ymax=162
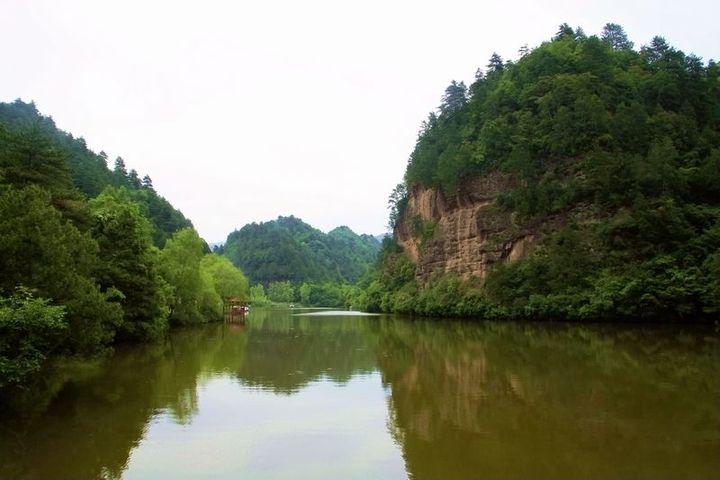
xmin=376 ymin=319 xmax=720 ymax=479
xmin=0 ymin=310 xmax=393 ymax=480
xmin=0 ymin=310 xmax=717 ymax=480
xmin=0 ymin=326 xmax=241 ymax=479
xmin=234 ymin=309 xmax=376 ymax=393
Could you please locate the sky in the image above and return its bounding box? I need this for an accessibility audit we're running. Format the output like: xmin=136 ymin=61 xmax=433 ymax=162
xmin=2 ymin=0 xmax=718 ymax=242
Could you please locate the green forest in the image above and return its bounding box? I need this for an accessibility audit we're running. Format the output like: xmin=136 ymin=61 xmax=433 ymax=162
xmin=0 ymin=100 xmax=250 ymax=398
xmin=223 ymin=216 xmax=379 ymax=285
xmin=356 ymin=24 xmax=720 ymax=322
xmin=221 ymin=215 xmax=380 ymax=307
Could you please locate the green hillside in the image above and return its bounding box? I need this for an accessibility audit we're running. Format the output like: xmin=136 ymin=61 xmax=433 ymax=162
xmin=0 ymin=100 xmax=192 ymax=246
xmin=0 ymin=100 xmax=249 ymax=397
xmin=223 ymin=216 xmax=380 ymax=285
xmin=363 ymin=24 xmax=720 ymax=322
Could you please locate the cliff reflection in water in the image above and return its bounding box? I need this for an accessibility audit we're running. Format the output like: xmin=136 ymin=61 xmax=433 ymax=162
xmin=376 ymin=318 xmax=720 ymax=479
xmin=0 ymin=310 xmax=718 ymax=480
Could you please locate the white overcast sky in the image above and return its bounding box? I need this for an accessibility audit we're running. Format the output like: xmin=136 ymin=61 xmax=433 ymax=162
xmin=2 ymin=0 xmax=718 ymax=242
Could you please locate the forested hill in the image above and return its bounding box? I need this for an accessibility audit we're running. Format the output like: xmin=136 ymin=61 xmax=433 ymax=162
xmin=222 ymin=216 xmax=381 ymax=285
xmin=0 ymin=100 xmax=192 ymax=246
xmin=364 ymin=24 xmax=720 ymax=322
xmin=1 ymin=100 xmax=251 ymax=399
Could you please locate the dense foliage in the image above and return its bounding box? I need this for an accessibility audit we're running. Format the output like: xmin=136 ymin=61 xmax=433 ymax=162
xmin=0 ymin=100 xmax=192 ymax=246
xmin=223 ymin=215 xmax=380 ymax=285
xmin=0 ymin=289 xmax=67 ymax=389
xmin=90 ymin=188 xmax=169 ymax=341
xmin=0 ymin=101 xmax=250 ymax=394
xmin=371 ymin=24 xmax=720 ymax=322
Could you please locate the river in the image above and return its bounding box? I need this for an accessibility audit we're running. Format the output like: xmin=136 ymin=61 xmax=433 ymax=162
xmin=1 ymin=309 xmax=718 ymax=479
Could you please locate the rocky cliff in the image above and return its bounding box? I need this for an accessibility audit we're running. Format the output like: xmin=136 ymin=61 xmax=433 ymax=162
xmin=395 ymin=173 xmax=536 ymax=283
xmin=373 ymin=26 xmax=719 ymax=321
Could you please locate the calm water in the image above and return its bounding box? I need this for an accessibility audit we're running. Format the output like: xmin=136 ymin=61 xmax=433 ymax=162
xmin=1 ymin=309 xmax=718 ymax=480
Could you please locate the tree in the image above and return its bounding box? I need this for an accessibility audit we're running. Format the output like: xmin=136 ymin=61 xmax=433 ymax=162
xmin=638 ymin=137 xmax=681 ymax=197
xmin=641 ymin=36 xmax=670 ymax=63
xmin=0 ymin=121 xmax=76 ymax=201
xmin=141 ymin=174 xmax=154 ymax=190
xmin=90 ymin=187 xmax=169 ymax=340
xmin=299 ymin=283 xmax=312 ymax=305
xmin=0 ymin=288 xmax=67 ymax=389
xmin=554 ymin=23 xmax=574 ymax=40
xmin=0 ymin=185 xmax=122 ymax=353
xmin=295 ymin=282 xmax=349 ymax=307
xmin=128 ymin=169 xmax=142 ymax=188
xmin=127 ymin=187 xmax=193 ymax=247
xmin=601 ymin=23 xmax=633 ymax=50
xmin=487 ymin=53 xmax=504 ymax=75
xmin=267 ymin=281 xmax=295 ymax=303
xmin=419 ymin=111 xmax=439 ymax=136
xmin=388 ymin=183 xmax=408 ymax=229
xmin=249 ymin=284 xmax=270 ymax=306
xmin=440 ymin=81 xmax=467 ymax=116
xmin=160 ymin=228 xmax=216 ymax=324
xmin=113 ymin=157 xmax=127 ymax=178
xmin=200 ymin=254 xmax=250 ymax=301
xmin=198 ymin=267 xmax=223 ymax=320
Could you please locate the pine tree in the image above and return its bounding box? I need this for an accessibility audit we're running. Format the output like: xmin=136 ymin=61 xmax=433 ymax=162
xmin=440 ymin=81 xmax=467 ymax=115
xmin=113 ymin=157 xmax=127 ymax=177
xmin=554 ymin=23 xmax=574 ymax=39
xmin=487 ymin=53 xmax=504 ymax=75
xmin=142 ymin=174 xmax=154 ymax=190
xmin=128 ymin=169 xmax=141 ymax=188
xmin=601 ymin=23 xmax=633 ymax=50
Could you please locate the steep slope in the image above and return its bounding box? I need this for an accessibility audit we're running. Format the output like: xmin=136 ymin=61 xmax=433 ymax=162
xmin=1 ymin=99 xmax=255 ymax=396
xmin=0 ymin=100 xmax=192 ymax=246
xmin=396 ymin=173 xmax=528 ymax=280
xmin=368 ymin=24 xmax=720 ymax=321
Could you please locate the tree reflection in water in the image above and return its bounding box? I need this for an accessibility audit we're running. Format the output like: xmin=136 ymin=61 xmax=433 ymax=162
xmin=376 ymin=318 xmax=720 ymax=479
xmin=0 ymin=310 xmax=717 ymax=480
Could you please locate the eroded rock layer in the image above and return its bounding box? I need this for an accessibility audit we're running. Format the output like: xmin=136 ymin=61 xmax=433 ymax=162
xmin=395 ymin=174 xmax=535 ymax=282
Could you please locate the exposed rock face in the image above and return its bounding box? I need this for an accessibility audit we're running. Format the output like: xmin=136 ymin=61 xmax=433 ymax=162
xmin=395 ymin=173 xmax=535 ymax=282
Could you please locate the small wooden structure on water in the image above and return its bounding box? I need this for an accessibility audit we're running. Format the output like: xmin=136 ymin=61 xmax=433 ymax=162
xmin=224 ymin=297 xmax=249 ymax=323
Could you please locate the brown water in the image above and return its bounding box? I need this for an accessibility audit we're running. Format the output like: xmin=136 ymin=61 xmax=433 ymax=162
xmin=1 ymin=309 xmax=718 ymax=480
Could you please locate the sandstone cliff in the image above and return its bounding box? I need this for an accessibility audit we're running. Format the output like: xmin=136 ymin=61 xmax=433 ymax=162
xmin=395 ymin=173 xmax=536 ymax=283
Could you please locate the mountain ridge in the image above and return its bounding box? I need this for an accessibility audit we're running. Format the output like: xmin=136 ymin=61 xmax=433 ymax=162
xmin=222 ymin=215 xmax=380 ymax=285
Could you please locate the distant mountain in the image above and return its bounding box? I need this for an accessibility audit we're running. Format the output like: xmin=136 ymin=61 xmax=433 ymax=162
xmin=222 ymin=216 xmax=380 ymax=285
